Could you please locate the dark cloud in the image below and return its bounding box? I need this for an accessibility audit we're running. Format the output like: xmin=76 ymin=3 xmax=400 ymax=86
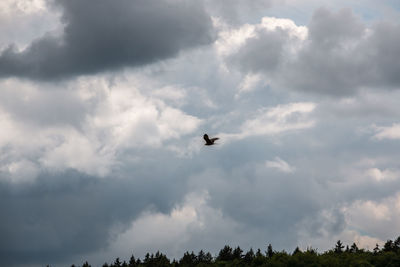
xmin=0 ymin=167 xmax=187 ymax=266
xmin=0 ymin=0 xmax=215 ymax=80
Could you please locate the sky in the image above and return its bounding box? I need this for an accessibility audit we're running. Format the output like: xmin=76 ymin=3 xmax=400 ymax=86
xmin=1 ymin=0 xmax=400 ymax=266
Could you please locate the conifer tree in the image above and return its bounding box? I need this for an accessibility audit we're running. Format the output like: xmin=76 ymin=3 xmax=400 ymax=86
xmin=180 ymin=251 xmax=197 ymax=265
xmin=267 ymin=244 xmax=274 ymax=258
xmin=255 ymin=248 xmax=263 ymax=258
xmin=394 ymin=236 xmax=400 ymax=252
xmin=383 ymin=240 xmax=395 ymax=252
xmin=373 ymin=243 xmax=380 ymax=254
xmin=243 ymin=248 xmax=255 ymax=263
xmin=217 ymin=245 xmax=233 ymax=261
xmin=204 ymin=252 xmax=213 ymax=263
xmin=233 ymin=246 xmax=243 ymax=259
xmin=114 ymin=257 xmax=121 ymax=267
xmin=334 ymin=240 xmax=344 ymax=253
xmin=128 ymin=254 xmax=136 ymax=267
xmin=293 ymin=246 xmax=301 ymax=255
xmin=350 ymin=242 xmax=359 ymax=253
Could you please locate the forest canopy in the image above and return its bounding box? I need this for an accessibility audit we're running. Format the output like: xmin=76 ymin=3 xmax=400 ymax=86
xmin=66 ymin=236 xmax=400 ymax=267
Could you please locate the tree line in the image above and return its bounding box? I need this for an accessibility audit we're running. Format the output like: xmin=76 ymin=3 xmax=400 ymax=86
xmin=65 ymin=236 xmax=400 ymax=267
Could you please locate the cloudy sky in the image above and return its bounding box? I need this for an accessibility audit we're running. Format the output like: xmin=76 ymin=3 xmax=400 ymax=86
xmin=1 ymin=0 xmax=400 ymax=266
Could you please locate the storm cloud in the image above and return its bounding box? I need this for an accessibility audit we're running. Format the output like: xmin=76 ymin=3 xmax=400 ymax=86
xmin=0 ymin=169 xmax=188 ymax=265
xmin=0 ymin=0 xmax=215 ymax=80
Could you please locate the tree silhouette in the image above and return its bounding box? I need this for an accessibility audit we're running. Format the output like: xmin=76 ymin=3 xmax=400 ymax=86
xmin=217 ymin=245 xmax=233 ymax=261
xmin=65 ymin=235 xmax=400 ymax=267
xmin=334 ymin=240 xmax=344 ymax=253
xmin=243 ymin=248 xmax=255 ymax=263
xmin=395 ymin=237 xmax=400 ymax=251
xmin=179 ymin=251 xmax=196 ymax=266
xmin=384 ymin=240 xmax=395 ymax=252
xmin=373 ymin=243 xmax=380 ymax=254
xmin=196 ymin=250 xmax=212 ymax=264
xmin=128 ymin=255 xmax=136 ymax=267
xmin=232 ymin=246 xmax=243 ymax=260
xmin=292 ymin=246 xmax=301 ymax=255
xmin=113 ymin=257 xmax=121 ymax=267
xmin=350 ymin=242 xmax=359 ymax=253
xmin=267 ymin=244 xmax=274 ymax=258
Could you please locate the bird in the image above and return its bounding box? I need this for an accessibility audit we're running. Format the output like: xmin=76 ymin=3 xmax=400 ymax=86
xmin=203 ymin=134 xmax=219 ymax=146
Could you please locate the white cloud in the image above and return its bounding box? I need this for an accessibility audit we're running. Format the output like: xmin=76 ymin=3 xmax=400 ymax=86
xmin=331 ymin=231 xmax=383 ymax=251
xmin=0 ymin=0 xmax=46 ymax=14
xmin=214 ymin=19 xmax=257 ymax=57
xmin=297 ymin=208 xmax=385 ymax=252
xmin=343 ymin=193 xmax=400 ymax=240
xmin=0 ymin=76 xmax=202 ymax=180
xmin=86 ymin=191 xmax=241 ymax=263
xmin=347 ymin=200 xmax=390 ymax=221
xmin=351 ymin=232 xmax=384 ymax=250
xmin=366 ymin=168 xmax=399 ymax=182
xmin=151 ymin=86 xmax=186 ymax=105
xmin=0 ymin=0 xmax=62 ymax=51
xmin=259 ymin=16 xmax=308 ymax=40
xmin=265 ymin=157 xmax=295 ymax=173
xmin=373 ymin=123 xmax=400 ymax=140
xmin=214 ymin=102 xmax=316 ymax=146
xmin=236 ymin=73 xmax=263 ymax=97
xmin=240 ymin=102 xmax=316 ymax=137
xmin=0 ymin=159 xmax=39 ymax=183
xmin=39 ymin=127 xmax=115 ymax=177
xmin=215 ymin=16 xmax=307 ymax=58
xmin=91 ymin=80 xmax=202 ymax=149
xmin=0 ymin=109 xmax=20 ymax=148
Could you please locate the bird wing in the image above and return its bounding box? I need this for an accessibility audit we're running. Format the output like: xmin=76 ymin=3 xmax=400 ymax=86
xmin=210 ymin=137 xmax=219 ymax=142
xmin=203 ymin=134 xmax=211 ymax=144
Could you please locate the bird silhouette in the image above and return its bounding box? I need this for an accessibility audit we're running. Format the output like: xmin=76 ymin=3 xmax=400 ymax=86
xmin=203 ymin=134 xmax=219 ymax=146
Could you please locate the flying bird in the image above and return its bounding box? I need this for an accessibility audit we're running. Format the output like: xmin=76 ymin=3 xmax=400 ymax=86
xmin=203 ymin=134 xmax=219 ymax=146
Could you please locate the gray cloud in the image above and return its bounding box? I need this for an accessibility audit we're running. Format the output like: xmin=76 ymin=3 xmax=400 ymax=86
xmin=204 ymin=0 xmax=273 ymax=25
xmin=2 ymin=82 xmax=400 ymax=266
xmin=307 ymin=8 xmax=365 ymax=48
xmin=2 ymin=2 xmax=400 ymax=266
xmin=368 ymin=22 xmax=400 ymax=87
xmin=0 ymin=80 xmax=87 ymax=127
xmin=0 ymin=166 xmax=188 ymax=266
xmin=285 ymin=8 xmax=370 ymax=96
xmin=230 ymin=28 xmax=290 ymax=73
xmin=227 ymin=8 xmax=400 ymax=96
xmin=0 ymin=0 xmax=215 ymax=80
